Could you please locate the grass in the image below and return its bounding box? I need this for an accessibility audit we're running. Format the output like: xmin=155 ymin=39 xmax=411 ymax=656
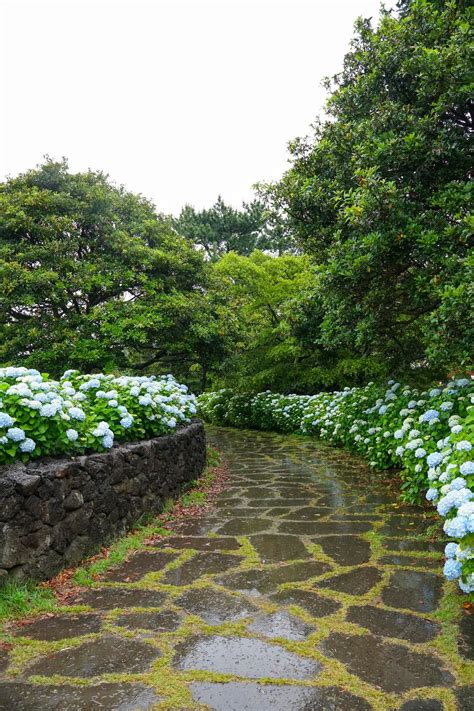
xmin=0 ymin=581 xmax=58 ymax=622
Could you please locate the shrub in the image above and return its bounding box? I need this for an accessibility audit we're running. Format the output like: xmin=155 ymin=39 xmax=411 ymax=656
xmin=198 ymin=377 xmax=474 ymax=593
xmin=0 ymin=367 xmax=197 ymax=464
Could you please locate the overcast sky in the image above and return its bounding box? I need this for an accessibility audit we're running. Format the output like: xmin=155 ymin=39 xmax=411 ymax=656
xmin=0 ymin=0 xmax=394 ymax=215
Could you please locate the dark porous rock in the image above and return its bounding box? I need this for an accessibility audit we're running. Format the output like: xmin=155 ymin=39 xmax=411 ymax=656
xmin=6 ymin=468 xmax=40 ymax=496
xmin=0 ymin=421 xmax=206 ymax=585
xmin=63 ymin=490 xmax=84 ymax=511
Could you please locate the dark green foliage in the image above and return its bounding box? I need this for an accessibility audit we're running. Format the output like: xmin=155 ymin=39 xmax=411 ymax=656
xmin=260 ymin=0 xmax=473 ymax=381
xmin=175 ymin=195 xmax=296 ymax=260
xmin=0 ymin=160 xmax=236 ymax=382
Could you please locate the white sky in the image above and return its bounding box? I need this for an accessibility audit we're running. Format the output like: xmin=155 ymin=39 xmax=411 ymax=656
xmin=0 ymin=0 xmax=394 ymax=215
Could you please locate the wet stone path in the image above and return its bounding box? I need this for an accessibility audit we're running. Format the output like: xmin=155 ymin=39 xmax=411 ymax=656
xmin=0 ymin=427 xmax=473 ymax=710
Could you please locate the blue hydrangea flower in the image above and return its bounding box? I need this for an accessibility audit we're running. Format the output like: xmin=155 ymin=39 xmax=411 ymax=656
xmin=426 ymin=488 xmax=438 ymax=501
xmin=420 ymin=409 xmax=439 ymax=423
xmin=7 ymin=427 xmax=26 ymax=442
xmin=460 ymin=461 xmax=474 ymax=476
xmin=443 ymin=516 xmax=468 ymax=538
xmin=449 ymin=477 xmax=467 ymax=491
xmin=68 ymin=407 xmax=85 ymax=421
xmin=66 ymin=429 xmax=79 ymax=442
xmin=19 ymin=438 xmax=36 ymax=453
xmin=120 ymin=415 xmax=133 ymax=428
xmin=0 ymin=412 xmax=14 ymax=428
xmin=445 ymin=542 xmax=458 ymax=558
xmin=456 ymin=440 xmax=472 ymax=452
xmin=427 ymin=452 xmax=443 ymax=468
xmin=415 ymin=447 xmax=426 ymax=459
xmin=102 ymin=434 xmax=114 ymax=448
xmin=443 ymin=558 xmax=462 ymax=581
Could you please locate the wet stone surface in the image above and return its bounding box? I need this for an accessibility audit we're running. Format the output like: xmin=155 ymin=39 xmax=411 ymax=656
xmin=26 ymin=636 xmax=160 ymax=677
xmin=346 ymin=605 xmax=440 ymax=643
xmin=320 ymin=632 xmax=454 ymax=693
xmin=317 ymin=535 xmax=372 ymax=566
xmin=161 ymin=535 xmax=242 ymax=551
xmin=113 ymin=610 xmax=182 ymax=632
xmin=398 ymin=701 xmax=444 ymax=711
xmin=249 ymin=533 xmax=310 ymax=563
xmin=175 ymin=587 xmax=258 ymax=625
xmin=71 ymin=587 xmax=168 ymax=610
xmin=102 ymin=550 xmax=178 ymax=582
xmin=458 ymin=613 xmax=474 ymax=661
xmin=247 ymin=611 xmax=314 ymax=640
xmin=161 ymin=552 xmax=242 ymax=586
xmin=0 ymin=682 xmax=159 ymax=710
xmin=173 ymin=635 xmax=321 ymax=679
xmin=271 ymin=587 xmax=341 ymax=618
xmin=2 ymin=426 xmax=467 ymax=709
xmin=319 ymin=566 xmax=383 ymax=595
xmin=381 ymin=570 xmax=444 ymax=612
xmin=190 ymin=682 xmax=372 ymax=711
xmin=13 ymin=613 xmax=103 ymax=641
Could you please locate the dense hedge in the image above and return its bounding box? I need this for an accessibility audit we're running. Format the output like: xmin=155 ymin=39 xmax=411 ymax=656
xmin=198 ymin=378 xmax=474 ymax=593
xmin=0 ymin=367 xmax=197 ymax=464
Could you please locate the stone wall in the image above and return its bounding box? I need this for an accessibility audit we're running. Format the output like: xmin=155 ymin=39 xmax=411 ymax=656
xmin=0 ymin=421 xmax=206 ymax=583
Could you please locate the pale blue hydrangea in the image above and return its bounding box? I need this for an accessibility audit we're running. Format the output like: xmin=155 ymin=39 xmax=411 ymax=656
xmin=102 ymin=434 xmax=114 ymax=448
xmin=66 ymin=429 xmax=79 ymax=442
xmin=440 ymin=401 xmax=454 ymax=411
xmin=394 ymin=429 xmax=404 ymax=439
xmin=40 ymin=403 xmax=60 ymax=417
xmin=444 ymin=516 xmax=468 ymax=538
xmin=449 ymin=477 xmax=467 ymax=491
xmin=443 ymin=558 xmax=462 ymax=580
xmin=107 ymin=400 xmax=118 ymax=407
xmin=420 ymin=409 xmax=439 ymax=423
xmin=130 ymin=386 xmax=140 ymax=396
xmin=460 ymin=461 xmax=474 ymax=476
xmin=92 ymin=421 xmax=111 ymax=437
xmin=429 ymin=388 xmax=441 ymax=398
xmin=7 ymin=427 xmax=26 ymax=442
xmin=437 ymin=488 xmax=473 ymax=516
xmin=456 ymin=440 xmax=472 ymax=452
xmin=19 ymin=438 xmax=36 ymax=453
xmin=378 ymin=405 xmax=388 ymax=415
xmin=415 ymin=447 xmax=427 ymax=459
xmin=120 ymin=415 xmax=133 ymax=428
xmin=426 ymin=452 xmax=443 ymax=468
xmin=459 ymin=574 xmax=474 ymax=594
xmin=0 ymin=412 xmax=14 ymax=428
xmin=68 ymin=407 xmax=85 ymax=421
xmin=0 ymin=436 xmax=7 ymax=444
xmin=445 ymin=542 xmax=459 ymax=558
xmin=426 ymin=488 xmax=438 ymax=501
xmin=451 ymin=425 xmax=463 ymax=434
xmin=395 ymin=446 xmax=405 ymax=457
xmin=138 ymin=394 xmax=153 ymax=406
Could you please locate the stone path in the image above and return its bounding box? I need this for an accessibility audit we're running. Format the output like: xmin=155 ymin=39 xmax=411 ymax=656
xmin=0 ymin=427 xmax=472 ymax=710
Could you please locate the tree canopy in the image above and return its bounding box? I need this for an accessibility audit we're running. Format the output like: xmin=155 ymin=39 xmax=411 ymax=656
xmin=260 ymin=0 xmax=473 ymax=380
xmin=0 ymin=160 xmax=235 ymax=380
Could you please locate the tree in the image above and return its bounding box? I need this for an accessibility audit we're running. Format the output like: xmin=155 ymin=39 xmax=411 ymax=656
xmin=208 ymin=251 xmax=321 ymax=392
xmin=174 ymin=195 xmax=295 ymax=260
xmin=261 ymin=0 xmax=473 ymax=379
xmin=0 ymin=159 xmax=234 ymax=380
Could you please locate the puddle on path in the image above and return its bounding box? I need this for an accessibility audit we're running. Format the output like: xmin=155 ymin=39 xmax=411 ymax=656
xmin=0 ymin=426 xmax=470 ymax=710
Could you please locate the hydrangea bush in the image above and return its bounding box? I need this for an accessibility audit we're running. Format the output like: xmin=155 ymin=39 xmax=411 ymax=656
xmin=0 ymin=367 xmax=197 ymax=464
xmin=198 ymin=377 xmax=474 ymax=593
